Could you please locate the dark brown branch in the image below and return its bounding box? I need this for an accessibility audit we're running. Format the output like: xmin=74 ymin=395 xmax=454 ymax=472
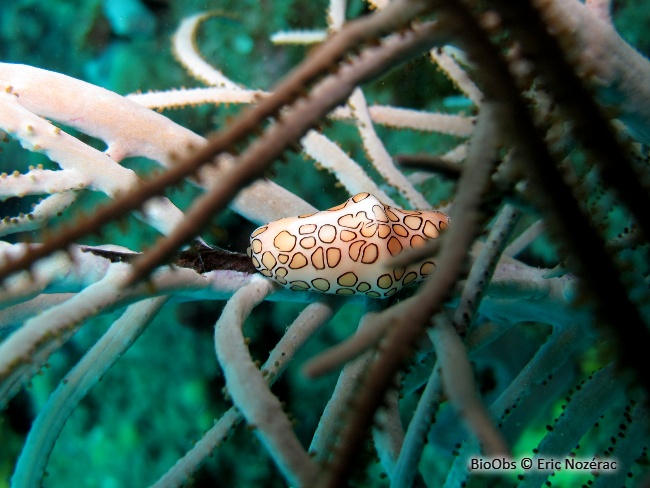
xmin=486 ymin=0 xmax=650 ymax=392
xmin=396 ymin=153 xmax=463 ymax=179
xmin=499 ymin=0 xmax=650 ymax=240
xmin=81 ymin=242 xmax=257 ymax=275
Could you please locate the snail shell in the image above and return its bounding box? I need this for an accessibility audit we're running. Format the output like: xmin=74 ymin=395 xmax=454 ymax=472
xmin=247 ymin=192 xmax=449 ymax=298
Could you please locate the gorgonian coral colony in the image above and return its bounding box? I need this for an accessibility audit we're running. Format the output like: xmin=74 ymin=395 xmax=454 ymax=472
xmin=1 ymin=0 xmax=650 ymax=487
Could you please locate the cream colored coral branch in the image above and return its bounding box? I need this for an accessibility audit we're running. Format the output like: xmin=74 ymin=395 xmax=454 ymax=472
xmin=328 ymin=0 xmax=347 ymax=32
xmin=0 ymin=264 xmax=132 ymax=408
xmin=0 ymin=63 xmax=312 ymax=226
xmin=301 ymin=130 xmax=396 ymax=205
xmin=172 ymin=13 xmax=243 ymax=89
xmin=309 ymin=302 xmax=384 ymax=459
xmin=429 ymin=47 xmax=483 ymax=106
xmin=367 ymin=105 xmax=475 ymax=135
xmin=12 ymin=296 xmax=169 ymax=488
xmin=349 ymin=88 xmax=429 ymax=209
xmin=0 ymin=168 xmax=87 ymax=200
xmin=430 ymin=314 xmax=508 ymax=455
xmin=272 ymin=30 xmax=328 ymax=45
xmin=214 ymin=277 xmax=320 ymax=486
xmin=126 ymin=87 xmax=262 ymax=109
xmin=0 ymin=86 xmax=187 ymax=235
xmin=0 ymin=192 xmax=77 ymax=237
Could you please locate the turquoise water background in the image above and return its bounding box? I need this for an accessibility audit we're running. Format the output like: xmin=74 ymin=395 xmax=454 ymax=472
xmin=1 ymin=0 xmax=650 ymax=487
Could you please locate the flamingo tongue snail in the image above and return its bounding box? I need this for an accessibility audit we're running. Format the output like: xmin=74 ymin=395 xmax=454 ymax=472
xmin=247 ymin=192 xmax=449 ymax=298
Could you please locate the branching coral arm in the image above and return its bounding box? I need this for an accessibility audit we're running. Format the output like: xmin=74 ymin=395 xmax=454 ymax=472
xmin=365 ymin=105 xmax=475 ymax=135
xmin=518 ymin=365 xmax=623 ymax=488
xmin=0 ymin=249 xmax=260 ymax=409
xmin=309 ymin=302 xmax=383 ymax=459
xmin=453 ymin=204 xmax=521 ymax=335
xmin=0 ymin=294 xmax=73 ymax=331
xmin=429 ymin=47 xmax=482 ymax=106
xmin=536 ymin=0 xmax=650 ymax=145
xmin=12 ymin=297 xmax=168 ymax=488
xmin=0 ymin=63 xmax=201 ymax=164
xmin=300 ymin=131 xmax=396 ymax=204
xmin=0 ymin=63 xmax=311 ymax=225
xmin=172 ymin=13 xmax=243 ymax=89
xmin=126 ymin=87 xmax=262 ymax=109
xmin=391 ymin=363 xmax=442 ymax=488
xmin=348 ymin=88 xmax=429 ymax=209
xmin=214 ymin=277 xmax=320 ymax=486
xmin=444 ymin=324 xmax=588 ymax=487
xmin=0 ymin=169 xmax=87 ymax=200
xmin=0 ymin=192 xmax=77 ymax=238
xmin=2 ymin=65 xmax=314 ymax=235
xmin=0 ymin=264 xmax=133 ymax=408
xmin=0 ymin=244 xmax=256 ymax=314
xmin=430 ymin=314 xmax=509 ymax=455
xmin=0 ymin=88 xmax=183 ymax=234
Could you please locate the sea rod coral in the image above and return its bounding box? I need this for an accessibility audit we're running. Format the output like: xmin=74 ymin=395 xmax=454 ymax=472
xmin=1 ymin=0 xmax=650 ymax=486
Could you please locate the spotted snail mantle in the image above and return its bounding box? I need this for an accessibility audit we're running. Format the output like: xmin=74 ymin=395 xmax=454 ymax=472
xmin=247 ymin=192 xmax=449 ymax=298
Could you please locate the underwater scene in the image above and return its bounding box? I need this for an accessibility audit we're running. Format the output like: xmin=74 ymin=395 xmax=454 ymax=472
xmin=1 ymin=0 xmax=650 ymax=486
